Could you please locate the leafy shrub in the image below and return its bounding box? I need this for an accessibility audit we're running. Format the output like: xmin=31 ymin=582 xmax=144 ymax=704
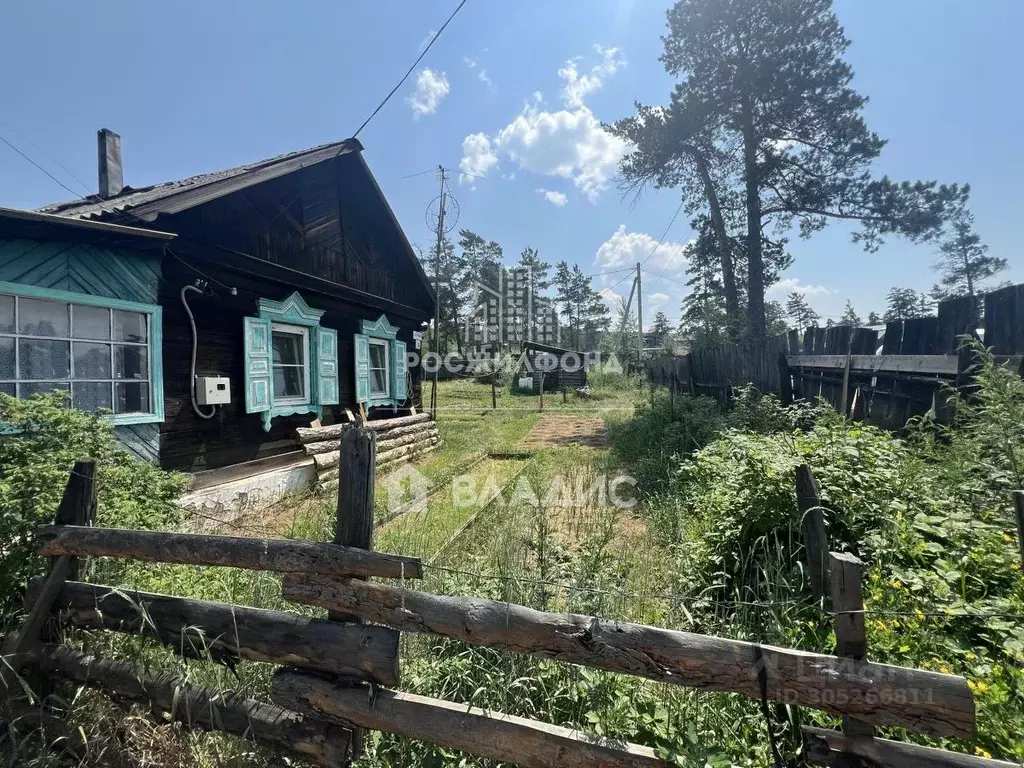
xmin=0 ymin=392 xmax=187 ymax=623
xmin=470 ymin=354 xmax=517 ymax=386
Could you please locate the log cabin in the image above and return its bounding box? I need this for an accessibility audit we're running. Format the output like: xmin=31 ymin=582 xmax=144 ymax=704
xmin=8 ymin=129 xmax=436 ymax=507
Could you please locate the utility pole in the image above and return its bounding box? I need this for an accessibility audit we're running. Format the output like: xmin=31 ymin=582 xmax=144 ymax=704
xmin=430 ymin=166 xmax=446 ymax=416
xmin=635 ymin=262 xmax=644 ymax=368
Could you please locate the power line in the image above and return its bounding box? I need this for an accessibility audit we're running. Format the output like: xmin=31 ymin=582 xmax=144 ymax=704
xmin=0 ymin=120 xmax=92 ymax=197
xmin=0 ymin=134 xmax=85 ymax=202
xmin=352 ymin=0 xmax=472 ymax=139
xmin=639 ymin=199 xmax=685 ymax=269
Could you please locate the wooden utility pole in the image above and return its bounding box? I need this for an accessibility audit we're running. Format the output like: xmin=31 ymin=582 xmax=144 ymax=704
xmin=635 ymin=262 xmax=643 ymax=368
xmin=430 ymin=166 xmax=446 ymax=416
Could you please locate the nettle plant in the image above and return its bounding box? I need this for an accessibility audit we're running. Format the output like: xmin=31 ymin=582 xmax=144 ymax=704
xmin=0 ymin=392 xmax=186 ymax=622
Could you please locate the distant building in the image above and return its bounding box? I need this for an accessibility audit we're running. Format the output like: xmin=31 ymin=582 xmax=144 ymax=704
xmin=463 ymin=266 xmax=560 ymax=349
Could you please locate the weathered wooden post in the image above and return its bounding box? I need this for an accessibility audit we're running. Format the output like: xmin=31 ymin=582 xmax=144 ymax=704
xmin=830 ymin=550 xmax=873 ymax=764
xmin=796 ymin=465 xmax=829 ymax=600
xmin=539 ymin=372 xmax=544 ymax=411
xmin=778 ymin=353 xmax=793 ymax=406
xmin=1013 ymin=491 xmax=1024 ymax=571
xmin=332 ymin=426 xmax=377 ymax=757
xmin=2 ymin=460 xmax=98 ymax=706
xmin=492 ymin=367 xmax=498 ymax=410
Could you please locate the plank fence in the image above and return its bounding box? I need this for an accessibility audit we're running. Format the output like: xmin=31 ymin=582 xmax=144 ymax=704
xmin=647 ymin=285 xmax=1024 ymax=428
xmin=1 ymin=431 xmax=1016 ymax=767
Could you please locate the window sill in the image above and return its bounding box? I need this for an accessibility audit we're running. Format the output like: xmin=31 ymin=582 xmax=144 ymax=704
xmin=108 ymin=412 xmax=163 ymax=426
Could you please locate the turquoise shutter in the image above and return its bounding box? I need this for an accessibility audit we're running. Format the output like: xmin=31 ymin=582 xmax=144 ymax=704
xmin=392 ymin=339 xmax=408 ymax=402
xmin=316 ymin=327 xmax=339 ymax=405
xmin=354 ymin=333 xmax=370 ymax=403
xmin=243 ymin=316 xmax=272 ymax=413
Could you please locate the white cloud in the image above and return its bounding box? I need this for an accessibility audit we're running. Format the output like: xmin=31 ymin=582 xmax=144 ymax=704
xmin=456 ymin=46 xmax=627 ymax=200
xmin=559 ymin=44 xmax=626 ymax=108
xmin=595 ymin=225 xmax=691 ymax=274
xmin=459 ymin=133 xmax=498 ymax=183
xmin=464 ymin=55 xmax=495 ymax=91
xmin=649 ymin=292 xmax=670 ymax=304
xmin=464 ymin=55 xmax=478 ymax=68
xmin=536 ymin=188 xmax=568 ymax=207
xmin=407 ymin=69 xmax=449 ymax=118
xmin=417 ymin=29 xmax=437 ymax=52
xmin=768 ymin=277 xmax=833 ymax=297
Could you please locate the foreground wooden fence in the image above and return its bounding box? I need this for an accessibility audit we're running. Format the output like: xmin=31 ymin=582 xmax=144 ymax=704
xmin=648 ymin=285 xmax=1024 ymax=428
xmin=2 ymin=429 xmax=1015 ymax=766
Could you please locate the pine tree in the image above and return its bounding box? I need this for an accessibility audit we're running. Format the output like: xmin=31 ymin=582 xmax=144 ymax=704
xmin=883 ymin=288 xmax=921 ymax=322
xmin=651 ymin=311 xmax=672 ymax=345
xmin=840 ymin=301 xmax=862 ymax=327
xmin=866 ymin=311 xmax=882 ymax=326
xmin=518 ymin=247 xmax=552 ymax=291
xmin=786 ymin=292 xmax=819 ymax=329
xmin=934 ymin=207 xmax=1006 ymax=323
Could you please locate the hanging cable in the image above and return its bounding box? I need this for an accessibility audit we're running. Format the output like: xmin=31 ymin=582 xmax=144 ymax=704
xmin=181 ymin=285 xmax=217 ymax=419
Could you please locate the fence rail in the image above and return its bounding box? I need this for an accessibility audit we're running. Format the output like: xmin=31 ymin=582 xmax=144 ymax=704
xmin=3 ymin=437 xmax=1016 ymax=766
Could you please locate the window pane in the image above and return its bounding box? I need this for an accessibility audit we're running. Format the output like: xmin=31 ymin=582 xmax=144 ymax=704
xmin=73 ymin=342 xmax=112 ymax=379
xmin=73 ymin=382 xmax=113 ymax=413
xmin=19 ymin=339 xmax=70 ymax=379
xmin=19 ymin=298 xmax=69 ymax=337
xmin=0 ymin=383 xmax=14 ymax=397
xmin=73 ymin=305 xmax=111 ymax=340
xmin=274 ymin=367 xmax=304 ymax=399
xmin=0 ymin=295 xmax=13 ymax=333
xmin=369 ymin=343 xmax=387 ymax=370
xmin=114 ymin=345 xmax=148 ymax=380
xmin=113 ymin=310 xmax=147 ymax=343
xmin=115 ymin=381 xmax=150 ymax=414
xmin=272 ymin=332 xmax=304 ymax=365
xmin=19 ymin=381 xmax=70 ymax=398
xmin=370 ymin=368 xmax=388 ymax=395
xmin=0 ymin=336 xmax=13 ymax=379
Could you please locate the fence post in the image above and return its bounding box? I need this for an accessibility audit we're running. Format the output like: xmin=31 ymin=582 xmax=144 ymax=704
xmin=778 ymin=353 xmax=792 ymax=405
xmin=829 ymin=551 xmax=873 ymax=747
xmin=492 ymin=368 xmax=497 ymax=410
xmin=796 ymin=465 xmax=829 ymax=599
xmin=539 ymin=372 xmax=544 ymax=411
xmin=332 ymin=426 xmax=377 ymax=758
xmin=1013 ymin=491 xmax=1024 ymax=571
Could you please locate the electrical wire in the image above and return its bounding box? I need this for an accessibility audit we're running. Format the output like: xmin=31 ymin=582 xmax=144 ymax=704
xmin=351 ymin=0 xmax=472 ymax=139
xmin=0 ymin=120 xmax=92 ymax=197
xmin=181 ymin=285 xmax=218 ymax=419
xmin=0 ymin=134 xmax=85 ymax=202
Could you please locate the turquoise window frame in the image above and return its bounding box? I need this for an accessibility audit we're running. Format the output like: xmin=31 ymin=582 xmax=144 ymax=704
xmin=357 ymin=314 xmax=406 ymax=409
xmin=0 ymin=280 xmax=164 ymax=425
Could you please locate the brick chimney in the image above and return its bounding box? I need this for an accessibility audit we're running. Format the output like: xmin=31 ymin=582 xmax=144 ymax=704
xmin=97 ymin=128 xmax=123 ymax=198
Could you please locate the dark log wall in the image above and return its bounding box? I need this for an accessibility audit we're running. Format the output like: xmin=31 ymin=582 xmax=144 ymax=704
xmin=150 ymin=154 xmax=431 ymax=472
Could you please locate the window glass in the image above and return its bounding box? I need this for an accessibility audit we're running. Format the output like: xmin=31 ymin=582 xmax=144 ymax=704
xmin=20 ymin=381 xmax=70 ymax=398
xmin=369 ymin=341 xmax=388 ymax=396
xmin=0 ymin=383 xmax=14 ymax=397
xmin=115 ymin=381 xmax=149 ymax=414
xmin=73 ymin=305 xmax=111 ymax=340
xmin=19 ymin=339 xmax=70 ymax=380
xmin=73 ymin=382 xmax=113 ymax=412
xmin=115 ymin=345 xmax=148 ymax=380
xmin=271 ymin=327 xmax=306 ymax=401
xmin=0 ymin=336 xmax=13 ymax=379
xmin=73 ymin=342 xmax=112 ymax=379
xmin=0 ymin=295 xmax=13 ymax=333
xmin=19 ymin=298 xmax=68 ymax=337
xmin=113 ymin=310 xmax=147 ymax=343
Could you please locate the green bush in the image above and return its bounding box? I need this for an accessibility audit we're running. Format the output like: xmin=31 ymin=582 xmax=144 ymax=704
xmin=470 ymin=354 xmax=517 ymax=386
xmin=0 ymin=392 xmax=187 ymax=624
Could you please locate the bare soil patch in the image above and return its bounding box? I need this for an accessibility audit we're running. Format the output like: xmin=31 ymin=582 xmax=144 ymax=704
xmin=518 ymin=414 xmax=608 ymax=449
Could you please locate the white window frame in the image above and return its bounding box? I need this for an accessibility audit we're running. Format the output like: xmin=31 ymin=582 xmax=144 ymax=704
xmin=270 ymin=322 xmax=311 ymax=406
xmin=368 ymin=337 xmax=390 ymax=398
xmin=0 ymin=285 xmax=162 ymax=424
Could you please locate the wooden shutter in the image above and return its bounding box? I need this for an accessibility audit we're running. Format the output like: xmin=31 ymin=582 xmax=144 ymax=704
xmin=392 ymin=339 xmax=408 ymax=403
xmin=354 ymin=333 xmax=370 ymax=403
xmin=316 ymin=327 xmax=339 ymax=405
xmin=243 ymin=316 xmax=272 ymax=413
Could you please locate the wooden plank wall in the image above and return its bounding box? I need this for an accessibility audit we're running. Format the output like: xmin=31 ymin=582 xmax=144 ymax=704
xmin=646 ymin=286 xmax=1024 ymax=430
xmin=0 ymin=237 xmax=162 ymax=460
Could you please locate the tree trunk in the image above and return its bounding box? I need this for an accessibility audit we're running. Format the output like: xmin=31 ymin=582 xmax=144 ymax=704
xmin=740 ymin=95 xmax=765 ymax=339
xmin=690 ymin=151 xmax=741 ymax=342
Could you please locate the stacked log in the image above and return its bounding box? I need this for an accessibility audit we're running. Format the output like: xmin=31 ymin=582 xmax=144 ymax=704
xmin=297 ymin=414 xmax=441 ymax=490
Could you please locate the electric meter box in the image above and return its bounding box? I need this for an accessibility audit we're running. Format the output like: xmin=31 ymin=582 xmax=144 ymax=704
xmin=195 ymin=376 xmax=231 ymax=406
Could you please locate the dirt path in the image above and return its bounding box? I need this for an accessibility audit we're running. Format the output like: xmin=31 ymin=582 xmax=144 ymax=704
xmin=518 ymin=413 xmax=608 ymax=449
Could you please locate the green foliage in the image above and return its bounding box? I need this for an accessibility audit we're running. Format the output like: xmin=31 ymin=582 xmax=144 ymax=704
xmin=0 ymin=392 xmax=186 ymax=623
xmin=469 ymin=354 xmax=516 ymax=386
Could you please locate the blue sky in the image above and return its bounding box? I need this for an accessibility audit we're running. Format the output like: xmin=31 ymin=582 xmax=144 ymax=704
xmin=1 ymin=0 xmax=1020 ymax=327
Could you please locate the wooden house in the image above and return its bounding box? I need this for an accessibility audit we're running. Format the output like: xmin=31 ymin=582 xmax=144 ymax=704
xmin=515 ymin=341 xmax=587 ymax=394
xmin=19 ymin=129 xmax=434 ymax=505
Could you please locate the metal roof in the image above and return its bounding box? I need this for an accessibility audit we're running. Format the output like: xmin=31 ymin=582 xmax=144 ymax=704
xmin=0 ymin=206 xmax=174 ymax=249
xmin=38 ymin=139 xmax=362 ymax=222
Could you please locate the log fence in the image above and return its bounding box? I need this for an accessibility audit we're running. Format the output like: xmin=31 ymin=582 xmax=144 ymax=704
xmin=2 ymin=434 xmax=1015 ymax=766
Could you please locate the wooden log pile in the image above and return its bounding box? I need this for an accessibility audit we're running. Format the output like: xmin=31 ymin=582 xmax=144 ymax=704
xmin=296 ymin=414 xmax=441 ymax=490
